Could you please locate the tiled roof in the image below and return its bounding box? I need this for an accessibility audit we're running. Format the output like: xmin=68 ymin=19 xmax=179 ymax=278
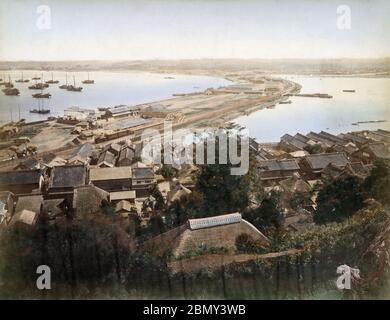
xmin=90 ymin=167 xmax=132 ymax=181
xmin=50 ymin=165 xmax=86 ymax=188
xmin=305 ymin=152 xmax=349 ymax=170
xmin=132 ymin=167 xmax=154 ymax=179
xmin=259 ymin=159 xmax=300 ymax=171
xmin=0 ymin=169 xmax=41 ymax=186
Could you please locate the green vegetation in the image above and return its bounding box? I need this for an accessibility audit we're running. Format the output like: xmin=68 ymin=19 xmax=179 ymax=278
xmin=314 ymin=176 xmax=365 ymax=224
xmin=156 ymin=164 xmax=178 ymax=179
xmin=242 ymin=192 xmax=283 ymax=232
xmin=314 ymin=160 xmax=390 ymax=224
xmin=363 ymin=159 xmax=390 ymax=205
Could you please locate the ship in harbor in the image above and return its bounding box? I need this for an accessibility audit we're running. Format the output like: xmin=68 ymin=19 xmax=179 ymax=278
xmin=28 ymin=82 xmax=49 ymax=90
xmin=67 ymin=76 xmax=83 ymax=92
xmin=45 ymin=72 xmax=59 ymax=84
xmin=2 ymin=75 xmax=14 ymax=88
xmin=1 ymin=76 xmax=19 ymax=95
xmin=82 ymin=73 xmax=95 ymax=84
xmin=32 ymin=92 xmax=51 ymax=99
xmin=15 ymin=72 xmax=30 ymax=83
xmin=30 ymin=99 xmax=50 ymax=114
xmin=59 ymin=73 xmax=72 ymax=89
xmin=2 ymin=87 xmax=20 ymax=96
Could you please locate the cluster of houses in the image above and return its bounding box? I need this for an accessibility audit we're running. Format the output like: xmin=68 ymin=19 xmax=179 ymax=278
xmin=252 ymin=129 xmax=390 ymax=230
xmin=257 ymin=129 xmax=390 ymax=183
xmin=0 ymin=138 xmax=195 ymax=232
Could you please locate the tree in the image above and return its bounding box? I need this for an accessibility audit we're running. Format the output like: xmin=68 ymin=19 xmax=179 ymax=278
xmin=290 ymin=191 xmax=312 ymax=210
xmin=363 ymin=159 xmax=390 ymax=204
xmin=314 ymin=176 xmax=365 ymax=224
xmin=157 ymin=164 xmax=178 ymax=179
xmin=243 ymin=192 xmax=283 ymax=232
xmin=164 ymin=191 xmax=204 ymax=228
xmin=196 ymin=163 xmax=250 ymax=215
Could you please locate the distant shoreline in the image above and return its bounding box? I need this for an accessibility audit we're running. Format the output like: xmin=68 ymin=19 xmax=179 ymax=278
xmin=0 ymin=59 xmax=389 ymax=79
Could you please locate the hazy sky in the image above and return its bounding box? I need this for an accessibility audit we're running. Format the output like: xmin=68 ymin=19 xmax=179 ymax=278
xmin=1 ymin=0 xmax=389 ymax=60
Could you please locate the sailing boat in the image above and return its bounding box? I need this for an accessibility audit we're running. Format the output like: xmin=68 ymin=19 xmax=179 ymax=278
xmin=2 ymin=76 xmax=20 ymax=95
xmin=32 ymin=86 xmax=51 ymax=98
xmin=28 ymin=75 xmax=48 ymax=89
xmin=16 ymin=72 xmax=30 ymax=83
xmin=4 ymin=75 xmax=14 ymax=88
xmin=45 ymin=72 xmax=59 ymax=84
xmin=59 ymin=73 xmax=71 ymax=89
xmin=67 ymin=76 xmax=82 ymax=92
xmin=82 ymin=72 xmax=95 ymax=84
xmin=30 ymin=98 xmax=50 ymax=114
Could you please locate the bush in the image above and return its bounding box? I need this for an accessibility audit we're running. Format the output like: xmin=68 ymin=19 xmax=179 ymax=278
xmin=314 ymin=176 xmax=364 ymax=224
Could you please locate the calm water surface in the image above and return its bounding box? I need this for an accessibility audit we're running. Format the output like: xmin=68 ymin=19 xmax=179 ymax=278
xmin=234 ymin=75 xmax=390 ymax=142
xmin=0 ymin=70 xmax=230 ymax=124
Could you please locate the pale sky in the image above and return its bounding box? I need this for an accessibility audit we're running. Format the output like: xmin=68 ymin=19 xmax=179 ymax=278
xmin=0 ymin=0 xmax=389 ymax=61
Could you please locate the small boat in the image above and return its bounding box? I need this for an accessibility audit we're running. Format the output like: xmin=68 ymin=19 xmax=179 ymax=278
xmin=82 ymin=73 xmax=94 ymax=84
xmin=15 ymin=72 xmax=29 ymax=83
xmin=28 ymin=82 xmax=49 ymax=90
xmin=164 ymin=76 xmax=175 ymax=79
xmin=30 ymin=109 xmax=50 ymax=114
xmin=67 ymin=76 xmax=82 ymax=92
xmin=32 ymin=76 xmax=41 ymax=80
xmin=45 ymin=72 xmax=59 ymax=84
xmin=279 ymin=100 xmax=292 ymax=104
xmin=59 ymin=73 xmax=72 ymax=89
xmin=3 ymin=75 xmax=14 ymax=88
xmin=30 ymin=99 xmax=50 ymax=114
xmin=2 ymin=87 xmax=20 ymax=96
xmin=343 ymin=89 xmax=356 ymax=92
xmin=32 ymin=92 xmax=51 ymax=98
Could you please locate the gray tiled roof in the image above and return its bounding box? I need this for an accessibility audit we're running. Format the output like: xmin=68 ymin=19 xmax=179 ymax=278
xmin=50 ymin=165 xmax=86 ymax=188
xmin=132 ymin=167 xmax=154 ymax=179
xmin=259 ymin=159 xmax=300 ymax=171
xmin=305 ymin=152 xmax=349 ymax=170
xmin=0 ymin=169 xmax=41 ymax=186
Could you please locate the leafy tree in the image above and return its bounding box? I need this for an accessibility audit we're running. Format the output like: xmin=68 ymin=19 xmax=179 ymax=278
xmin=363 ymin=159 xmax=390 ymax=204
xmin=196 ymin=163 xmax=250 ymax=215
xmin=164 ymin=191 xmax=204 ymax=228
xmin=314 ymin=176 xmax=365 ymax=224
xmin=157 ymin=164 xmax=178 ymax=179
xmin=290 ymin=191 xmax=312 ymax=210
xmin=243 ymin=192 xmax=283 ymax=232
